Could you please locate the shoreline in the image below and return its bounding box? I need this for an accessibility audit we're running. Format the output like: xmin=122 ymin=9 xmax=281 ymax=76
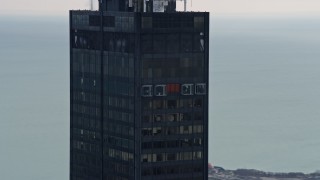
xmin=209 ymin=166 xmax=320 ymax=180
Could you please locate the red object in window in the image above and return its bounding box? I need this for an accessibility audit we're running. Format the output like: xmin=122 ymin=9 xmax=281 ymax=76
xmin=166 ymin=84 xmax=172 ymax=93
xmin=174 ymin=84 xmax=180 ymax=93
xmin=166 ymin=85 xmax=171 ymax=92
xmin=167 ymin=84 xmax=180 ymax=93
xmin=166 ymin=84 xmax=171 ymax=92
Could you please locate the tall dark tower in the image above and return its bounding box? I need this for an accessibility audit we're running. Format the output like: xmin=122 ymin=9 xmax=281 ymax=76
xmin=70 ymin=0 xmax=209 ymax=179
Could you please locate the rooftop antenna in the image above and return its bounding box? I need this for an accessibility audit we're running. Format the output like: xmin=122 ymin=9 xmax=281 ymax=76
xmin=175 ymin=0 xmax=187 ymax=12
xmin=90 ymin=0 xmax=94 ymax=10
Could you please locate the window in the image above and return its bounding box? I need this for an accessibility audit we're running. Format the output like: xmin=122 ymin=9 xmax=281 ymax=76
xmin=166 ymin=140 xmax=176 ymax=148
xmin=193 ymin=125 xmax=203 ymax=133
xmin=104 ymin=16 xmax=115 ymax=27
xmin=153 ymin=167 xmax=166 ymax=175
xmin=193 ymin=151 xmax=202 ymax=159
xmin=142 ymin=168 xmax=152 ymax=175
xmin=143 ymin=115 xmax=152 ymax=123
xmin=180 ymin=126 xmax=192 ymax=134
xmin=142 ymin=154 xmax=148 ymax=162
xmin=194 ymin=99 xmax=203 ymax=107
xmin=181 ymin=152 xmax=193 ymax=160
xmin=166 ymin=127 xmax=178 ymax=135
xmin=165 ymin=114 xmax=178 ymax=122
xmin=156 ymin=154 xmax=164 ymax=162
xmin=115 ymin=34 xmax=122 ymax=52
xmin=179 ymin=99 xmax=193 ymax=108
xmin=195 ymin=83 xmax=206 ymax=95
xmin=154 ymin=141 xmax=165 ymax=148
xmin=142 ymin=85 xmax=153 ymax=97
xmin=193 ymin=138 xmax=202 ymax=146
xmin=167 ymin=34 xmax=180 ymax=53
xmin=167 ymin=153 xmax=176 ymax=161
xmin=182 ymin=16 xmax=194 ymax=28
xmin=181 ymin=33 xmax=193 ymax=52
xmin=141 ymin=17 xmax=152 ymax=29
xmin=89 ymin=15 xmax=115 ymax=27
xmin=129 ymin=127 xmax=134 ymax=136
xmin=153 ymin=114 xmax=163 ymax=122
xmin=142 ymin=142 xmax=152 ymax=149
xmin=180 ymin=113 xmax=192 ymax=121
xmin=153 ymin=68 xmax=162 ymax=78
xmin=194 ymin=32 xmax=204 ymax=52
xmin=89 ymin=15 xmax=100 ymax=26
xmin=166 ymin=84 xmax=180 ymax=94
xmin=194 ymin=16 xmax=204 ymax=30
xmin=181 ymin=84 xmax=194 ymax=95
xmin=195 ymin=112 xmax=203 ymax=121
xmin=143 ymin=100 xmax=153 ymax=110
xmin=167 ymin=166 xmax=179 ymax=174
xmin=142 ymin=128 xmax=152 ymax=136
xmin=153 ymin=34 xmax=166 ymax=53
xmin=153 ymin=100 xmax=167 ymax=109
xmin=153 ymin=127 xmax=162 ymax=135
xmin=181 ymin=58 xmax=192 ymax=67
xmin=128 ymin=34 xmax=135 ymax=53
xmin=167 ymin=100 xmax=178 ymax=108
xmin=154 ymin=85 xmax=166 ymax=96
xmin=141 ymin=34 xmax=153 ymax=53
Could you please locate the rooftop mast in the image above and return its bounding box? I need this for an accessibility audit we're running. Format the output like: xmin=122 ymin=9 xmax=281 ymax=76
xmin=90 ymin=0 xmax=93 ymax=10
xmin=98 ymin=0 xmax=188 ymax=12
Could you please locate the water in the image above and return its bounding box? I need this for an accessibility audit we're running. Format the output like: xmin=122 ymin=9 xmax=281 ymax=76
xmin=0 ymin=16 xmax=69 ymax=180
xmin=210 ymin=16 xmax=320 ymax=173
xmin=0 ymin=15 xmax=319 ymax=179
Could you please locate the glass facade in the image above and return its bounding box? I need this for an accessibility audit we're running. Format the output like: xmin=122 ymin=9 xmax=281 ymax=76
xmin=70 ymin=10 xmax=209 ymax=180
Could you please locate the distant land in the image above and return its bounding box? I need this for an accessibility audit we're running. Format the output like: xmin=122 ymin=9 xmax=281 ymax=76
xmin=209 ymin=164 xmax=320 ymax=180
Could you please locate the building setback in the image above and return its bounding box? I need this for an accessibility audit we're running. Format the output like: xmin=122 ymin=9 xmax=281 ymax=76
xmin=70 ymin=0 xmax=209 ymax=179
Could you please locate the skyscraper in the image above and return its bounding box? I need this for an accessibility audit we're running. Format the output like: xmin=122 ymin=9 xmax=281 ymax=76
xmin=70 ymin=0 xmax=209 ymax=179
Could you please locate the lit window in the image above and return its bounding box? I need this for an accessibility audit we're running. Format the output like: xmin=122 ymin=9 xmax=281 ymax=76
xmin=153 ymin=100 xmax=166 ymax=109
xmin=193 ymin=151 xmax=202 ymax=160
xmin=154 ymin=114 xmax=163 ymax=122
xmin=195 ymin=83 xmax=206 ymax=95
xmin=142 ymin=154 xmax=148 ymax=162
xmin=153 ymin=127 xmax=162 ymax=135
xmin=193 ymin=125 xmax=203 ymax=133
xmin=181 ymin=84 xmax=194 ymax=95
xmin=194 ymin=16 xmax=205 ymax=30
xmin=154 ymin=85 xmax=167 ymax=96
xmin=141 ymin=85 xmax=153 ymax=97
xmin=166 ymin=114 xmax=176 ymax=122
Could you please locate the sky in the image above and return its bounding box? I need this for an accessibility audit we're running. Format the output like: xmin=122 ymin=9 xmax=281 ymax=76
xmin=1 ymin=0 xmax=320 ymax=16
xmin=1 ymin=0 xmax=320 ymax=175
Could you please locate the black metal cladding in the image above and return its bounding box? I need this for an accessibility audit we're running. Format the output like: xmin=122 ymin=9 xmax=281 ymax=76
xmin=70 ymin=10 xmax=209 ymax=180
xmin=89 ymin=15 xmax=116 ymax=27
